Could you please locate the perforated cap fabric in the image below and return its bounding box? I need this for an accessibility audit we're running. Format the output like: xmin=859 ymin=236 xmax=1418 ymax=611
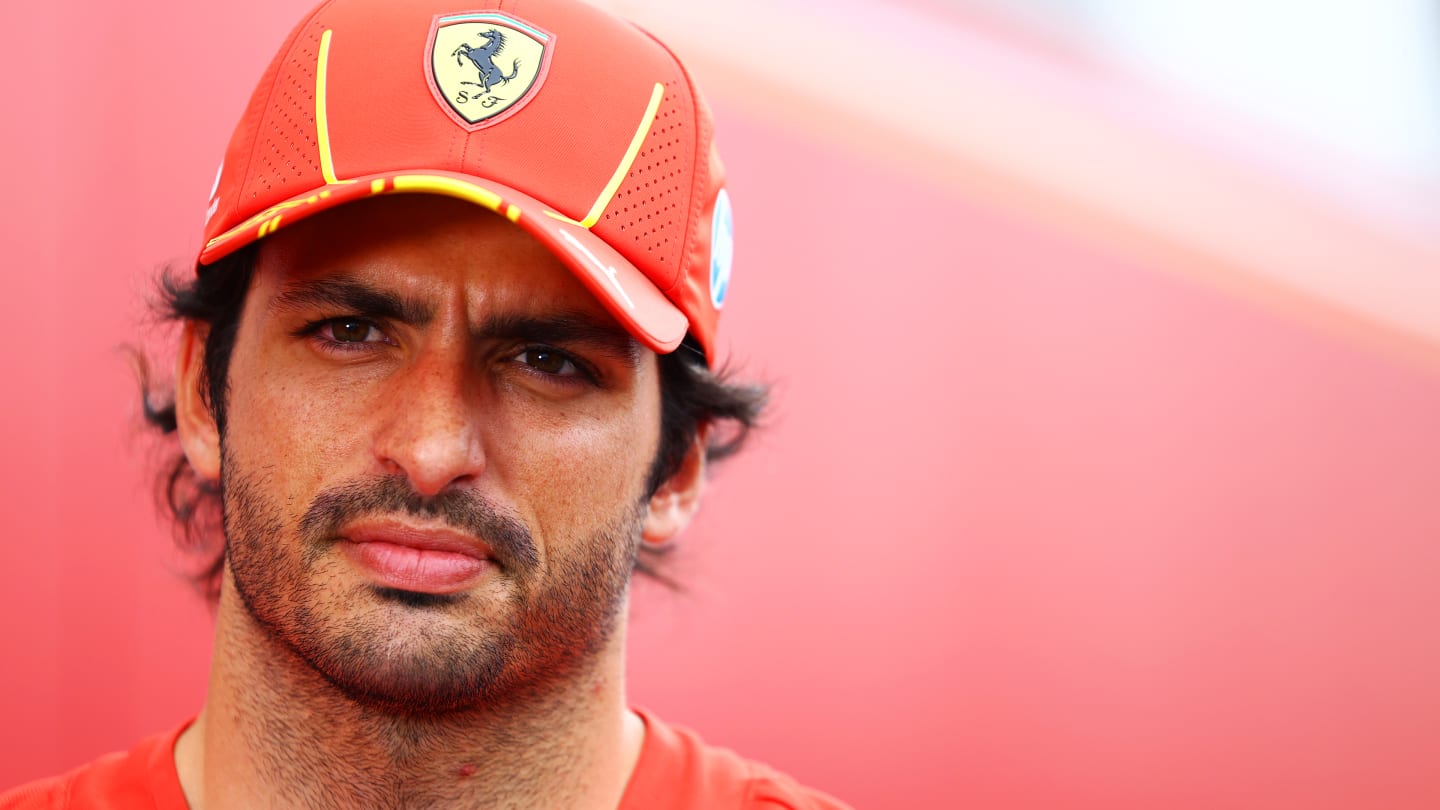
xmin=200 ymin=0 xmax=733 ymax=362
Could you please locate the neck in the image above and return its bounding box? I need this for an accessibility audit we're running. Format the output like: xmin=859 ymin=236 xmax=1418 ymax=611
xmin=175 ymin=582 xmax=642 ymax=810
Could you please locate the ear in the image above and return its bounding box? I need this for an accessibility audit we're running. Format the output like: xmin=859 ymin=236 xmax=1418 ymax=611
xmin=642 ymin=429 xmax=707 ymax=547
xmin=175 ymin=321 xmax=222 ymax=482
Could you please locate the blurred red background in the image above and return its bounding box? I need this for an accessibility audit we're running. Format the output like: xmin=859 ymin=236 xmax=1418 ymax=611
xmin=4 ymin=1 xmax=1440 ymax=808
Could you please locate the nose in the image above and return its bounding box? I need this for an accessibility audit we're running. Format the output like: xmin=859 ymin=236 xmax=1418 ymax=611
xmin=371 ymin=345 xmax=486 ymax=497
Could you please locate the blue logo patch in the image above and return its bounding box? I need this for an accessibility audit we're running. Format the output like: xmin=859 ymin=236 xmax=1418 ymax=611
xmin=709 ymin=188 xmax=733 ymax=309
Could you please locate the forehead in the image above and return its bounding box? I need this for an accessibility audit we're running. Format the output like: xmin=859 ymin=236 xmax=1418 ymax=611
xmin=251 ymin=193 xmax=612 ymax=321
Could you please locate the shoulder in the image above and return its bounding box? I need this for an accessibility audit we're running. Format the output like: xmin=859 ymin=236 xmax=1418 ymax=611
xmin=621 ymin=708 xmax=853 ymax=810
xmin=0 ymin=723 xmax=191 ymax=810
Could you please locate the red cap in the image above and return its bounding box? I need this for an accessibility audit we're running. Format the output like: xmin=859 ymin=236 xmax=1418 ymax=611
xmin=201 ymin=0 xmax=733 ymax=361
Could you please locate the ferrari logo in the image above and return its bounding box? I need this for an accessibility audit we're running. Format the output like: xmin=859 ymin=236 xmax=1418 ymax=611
xmin=428 ymin=13 xmax=552 ymax=129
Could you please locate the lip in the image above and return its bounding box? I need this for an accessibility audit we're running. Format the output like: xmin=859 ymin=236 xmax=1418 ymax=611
xmin=338 ymin=519 xmax=496 ymax=595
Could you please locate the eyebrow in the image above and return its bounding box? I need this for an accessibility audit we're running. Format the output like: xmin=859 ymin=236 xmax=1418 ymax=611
xmin=271 ymin=277 xmax=642 ymax=366
xmin=271 ymin=277 xmax=435 ymax=326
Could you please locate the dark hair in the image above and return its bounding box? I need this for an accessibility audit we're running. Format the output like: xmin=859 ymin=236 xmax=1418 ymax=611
xmin=139 ymin=245 xmax=767 ymax=601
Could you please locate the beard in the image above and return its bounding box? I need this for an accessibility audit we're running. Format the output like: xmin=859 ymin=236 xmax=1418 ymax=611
xmin=220 ymin=448 xmax=642 ymax=717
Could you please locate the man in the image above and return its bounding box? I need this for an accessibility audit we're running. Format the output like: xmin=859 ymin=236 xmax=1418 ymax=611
xmin=1 ymin=0 xmax=850 ymax=807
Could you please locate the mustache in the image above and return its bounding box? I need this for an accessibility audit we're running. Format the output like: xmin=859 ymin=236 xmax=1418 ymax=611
xmin=296 ymin=476 xmax=539 ymax=573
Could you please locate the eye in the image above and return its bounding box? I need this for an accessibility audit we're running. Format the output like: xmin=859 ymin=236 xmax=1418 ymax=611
xmin=518 ymin=347 xmax=580 ymax=377
xmin=521 ymin=345 xmax=576 ymax=374
xmin=299 ymin=317 xmax=395 ymax=354
xmin=321 ymin=318 xmax=385 ymax=344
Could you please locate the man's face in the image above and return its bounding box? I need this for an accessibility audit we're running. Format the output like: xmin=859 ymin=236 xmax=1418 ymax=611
xmin=209 ymin=194 xmax=664 ymax=713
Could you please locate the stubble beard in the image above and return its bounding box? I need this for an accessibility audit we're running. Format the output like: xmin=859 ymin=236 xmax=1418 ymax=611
xmin=220 ymin=447 xmax=642 ymax=718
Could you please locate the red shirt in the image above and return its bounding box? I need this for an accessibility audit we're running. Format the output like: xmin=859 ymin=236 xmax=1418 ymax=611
xmin=0 ymin=709 xmax=851 ymax=809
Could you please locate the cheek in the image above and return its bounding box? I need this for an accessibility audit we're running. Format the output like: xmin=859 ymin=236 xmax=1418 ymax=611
xmin=495 ymin=396 xmax=660 ymax=540
xmin=223 ymin=357 xmax=371 ymax=508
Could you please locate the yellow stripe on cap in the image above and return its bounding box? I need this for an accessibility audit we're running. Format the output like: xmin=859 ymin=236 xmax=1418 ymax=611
xmin=315 ymin=30 xmax=355 ymax=186
xmin=256 ymin=215 xmax=283 ymax=239
xmin=546 ymin=82 xmax=665 ymax=229
xmin=390 ymin=175 xmax=506 ymax=215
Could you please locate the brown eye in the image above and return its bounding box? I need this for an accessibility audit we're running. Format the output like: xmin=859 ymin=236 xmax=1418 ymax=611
xmin=521 ymin=348 xmax=577 ymax=376
xmin=330 ymin=319 xmax=373 ymax=342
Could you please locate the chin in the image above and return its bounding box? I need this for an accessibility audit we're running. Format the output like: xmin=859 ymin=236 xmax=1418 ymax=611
xmin=220 ymin=462 xmax=640 ymax=716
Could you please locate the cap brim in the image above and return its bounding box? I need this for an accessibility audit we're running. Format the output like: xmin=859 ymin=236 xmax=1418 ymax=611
xmin=199 ymin=171 xmax=688 ymax=353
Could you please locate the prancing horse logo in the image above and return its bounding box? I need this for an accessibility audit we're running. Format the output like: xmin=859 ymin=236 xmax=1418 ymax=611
xmin=428 ymin=13 xmax=552 ymax=130
xmin=452 ymin=29 xmax=520 ymax=95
